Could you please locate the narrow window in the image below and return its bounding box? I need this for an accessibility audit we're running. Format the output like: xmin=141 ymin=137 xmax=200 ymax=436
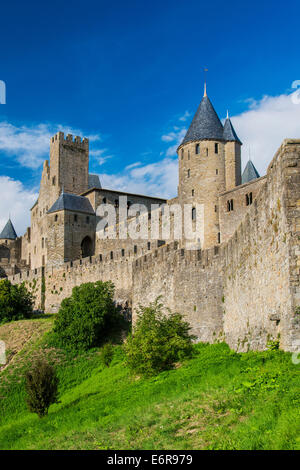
xmin=215 ymin=205 xmax=217 ymax=212
xmin=215 ymin=143 xmax=219 ymax=154
xmin=187 ymin=169 xmax=190 ymax=178
xmin=42 ymin=238 xmax=44 ymax=249
xmin=103 ymin=197 xmax=107 ymax=204
xmin=249 ymin=192 xmax=253 ymax=204
xmin=121 ymin=249 xmax=125 ymax=257
xmin=147 ymin=242 xmax=151 ymax=250
xmin=52 ymin=176 xmax=56 ymax=186
xmin=110 ymin=251 xmax=113 ymax=260
xmin=206 ymin=148 xmax=208 ymax=156
xmin=192 ymin=189 xmax=194 ymax=196
xmin=181 ymin=149 xmax=184 ymax=159
xmin=134 ymin=245 xmax=137 ymax=254
xmin=188 ymin=151 xmax=190 ymax=160
xmin=218 ymin=232 xmax=221 ymax=244
xmin=227 ymin=200 xmax=234 ymax=212
xmin=74 ymin=214 xmax=78 ymax=222
xmin=195 ymin=143 xmax=200 ymax=154
xmin=216 ymin=169 xmax=218 ymax=175
xmin=55 ymin=214 xmax=58 ymax=222
xmin=192 ymin=207 xmax=196 ymax=220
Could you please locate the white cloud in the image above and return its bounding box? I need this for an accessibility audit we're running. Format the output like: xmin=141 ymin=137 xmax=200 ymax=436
xmin=0 ymin=176 xmax=38 ymax=236
xmin=0 ymin=121 xmax=102 ymax=169
xmin=230 ymin=92 xmax=300 ymax=175
xmin=100 ymin=157 xmax=178 ymax=199
xmin=161 ymin=127 xmax=187 ymax=157
xmin=179 ymin=111 xmax=191 ymax=122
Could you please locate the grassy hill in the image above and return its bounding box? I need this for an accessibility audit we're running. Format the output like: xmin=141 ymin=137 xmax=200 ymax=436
xmin=0 ymin=316 xmax=299 ymax=450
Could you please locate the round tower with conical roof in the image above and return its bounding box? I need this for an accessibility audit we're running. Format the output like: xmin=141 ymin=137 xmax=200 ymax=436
xmin=177 ymin=90 xmax=242 ymax=248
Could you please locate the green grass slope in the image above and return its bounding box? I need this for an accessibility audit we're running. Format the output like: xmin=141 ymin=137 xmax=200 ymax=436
xmin=0 ymin=317 xmax=299 ymax=450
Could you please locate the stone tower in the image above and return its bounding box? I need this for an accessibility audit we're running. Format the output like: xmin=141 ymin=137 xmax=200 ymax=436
xmin=177 ymin=90 xmax=242 ymax=248
xmin=49 ymin=132 xmax=89 ymax=199
xmin=223 ymin=113 xmax=242 ymax=190
xmin=178 ymin=90 xmax=225 ymax=248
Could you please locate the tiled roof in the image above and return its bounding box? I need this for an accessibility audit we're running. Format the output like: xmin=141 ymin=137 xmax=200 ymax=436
xmin=88 ymin=174 xmax=102 ymax=189
xmin=0 ymin=219 xmax=18 ymax=240
xmin=223 ymin=117 xmax=242 ymax=144
xmin=180 ymin=95 xmax=224 ymax=146
xmin=242 ymin=160 xmax=260 ymax=184
xmin=48 ymin=192 xmax=95 ymax=215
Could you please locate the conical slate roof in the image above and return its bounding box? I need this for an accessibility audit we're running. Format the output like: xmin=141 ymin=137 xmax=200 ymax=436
xmin=242 ymin=160 xmax=260 ymax=184
xmin=180 ymin=95 xmax=224 ymax=146
xmin=223 ymin=117 xmax=242 ymax=144
xmin=0 ymin=219 xmax=18 ymax=240
xmin=48 ymin=192 xmax=95 ymax=215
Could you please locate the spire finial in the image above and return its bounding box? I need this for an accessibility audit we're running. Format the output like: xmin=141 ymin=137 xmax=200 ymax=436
xmin=226 ymin=110 xmax=229 ymax=119
xmin=204 ymin=68 xmax=208 ymax=96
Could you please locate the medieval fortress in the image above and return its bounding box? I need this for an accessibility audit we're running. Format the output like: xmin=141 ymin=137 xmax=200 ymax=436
xmin=1 ymin=90 xmax=300 ymax=352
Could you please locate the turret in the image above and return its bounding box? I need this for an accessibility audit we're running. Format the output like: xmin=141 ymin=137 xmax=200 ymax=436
xmin=223 ymin=112 xmax=242 ymax=190
xmin=177 ymin=89 xmax=226 ymax=248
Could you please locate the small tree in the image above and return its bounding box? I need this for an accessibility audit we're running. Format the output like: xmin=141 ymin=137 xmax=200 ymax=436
xmin=0 ymin=279 xmax=33 ymax=324
xmin=101 ymin=343 xmax=114 ymax=367
xmin=124 ymin=299 xmax=195 ymax=376
xmin=53 ymin=281 xmax=117 ymax=351
xmin=25 ymin=359 xmax=59 ymax=418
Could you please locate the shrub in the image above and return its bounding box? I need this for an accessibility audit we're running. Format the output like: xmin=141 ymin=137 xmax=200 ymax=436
xmin=25 ymin=359 xmax=59 ymax=418
xmin=101 ymin=343 xmax=114 ymax=367
xmin=267 ymin=339 xmax=280 ymax=351
xmin=124 ymin=299 xmax=195 ymax=376
xmin=53 ymin=281 xmax=117 ymax=351
xmin=0 ymin=279 xmax=33 ymax=324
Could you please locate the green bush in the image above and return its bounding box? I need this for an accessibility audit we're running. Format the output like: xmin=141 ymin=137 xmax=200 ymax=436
xmin=101 ymin=343 xmax=114 ymax=367
xmin=124 ymin=299 xmax=195 ymax=376
xmin=53 ymin=281 xmax=117 ymax=352
xmin=0 ymin=279 xmax=33 ymax=324
xmin=25 ymin=359 xmax=59 ymax=418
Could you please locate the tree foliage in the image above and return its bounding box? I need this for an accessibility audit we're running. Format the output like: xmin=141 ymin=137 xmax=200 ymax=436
xmin=124 ymin=299 xmax=195 ymax=376
xmin=0 ymin=279 xmax=33 ymax=324
xmin=53 ymin=281 xmax=117 ymax=351
xmin=25 ymin=359 xmax=59 ymax=418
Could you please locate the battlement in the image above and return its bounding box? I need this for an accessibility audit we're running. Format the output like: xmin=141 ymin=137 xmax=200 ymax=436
xmin=50 ymin=132 xmax=89 ymax=148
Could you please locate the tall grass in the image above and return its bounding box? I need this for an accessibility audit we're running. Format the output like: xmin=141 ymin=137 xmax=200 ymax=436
xmin=0 ymin=328 xmax=299 ymax=450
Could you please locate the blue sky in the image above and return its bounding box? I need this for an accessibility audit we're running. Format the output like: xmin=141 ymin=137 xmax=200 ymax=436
xmin=1 ymin=0 xmax=300 ymax=234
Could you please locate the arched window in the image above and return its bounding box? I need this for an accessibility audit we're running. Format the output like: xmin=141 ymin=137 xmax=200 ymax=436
xmin=192 ymin=207 xmax=196 ymax=220
xmin=215 ymin=143 xmax=219 ymax=154
xmin=55 ymin=214 xmax=58 ymax=222
xmin=195 ymin=143 xmax=200 ymax=154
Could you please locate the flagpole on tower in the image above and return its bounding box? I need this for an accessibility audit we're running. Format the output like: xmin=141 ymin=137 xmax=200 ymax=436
xmin=204 ymin=68 xmax=208 ymax=96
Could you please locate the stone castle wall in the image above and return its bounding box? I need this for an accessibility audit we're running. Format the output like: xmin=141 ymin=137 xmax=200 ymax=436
xmin=7 ymin=140 xmax=300 ymax=353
